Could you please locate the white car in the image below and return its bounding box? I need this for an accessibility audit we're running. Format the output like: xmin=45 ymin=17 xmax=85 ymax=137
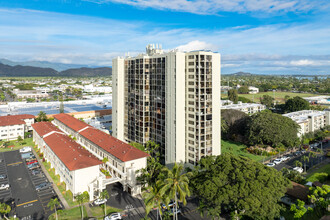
xmin=273 ymin=159 xmax=282 ymax=165
xmin=20 ymin=147 xmax=32 ymax=153
xmin=292 ymin=167 xmax=303 ymax=173
xmin=94 ymin=198 xmax=107 ymax=205
xmin=0 ymin=184 xmax=9 ymax=190
xmin=266 ymin=163 xmax=275 ymax=167
xmin=104 ymin=213 xmax=121 ymax=220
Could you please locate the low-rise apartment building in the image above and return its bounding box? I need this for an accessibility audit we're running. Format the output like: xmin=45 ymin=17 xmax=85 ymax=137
xmin=221 ymin=101 xmax=266 ymax=114
xmin=0 ymin=114 xmax=34 ymax=141
xmin=283 ymin=110 xmax=330 ymax=137
xmin=13 ymin=89 xmax=49 ymax=99
xmin=53 ymin=113 xmax=149 ymax=196
xmin=32 ymin=122 xmax=102 ymax=200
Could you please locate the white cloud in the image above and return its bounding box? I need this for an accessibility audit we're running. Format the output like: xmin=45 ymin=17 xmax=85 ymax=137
xmin=176 ymin=40 xmax=216 ymax=52
xmin=85 ymin=0 xmax=328 ymax=14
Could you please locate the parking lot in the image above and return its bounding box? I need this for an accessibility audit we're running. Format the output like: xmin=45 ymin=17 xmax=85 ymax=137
xmin=0 ymin=150 xmax=61 ymax=219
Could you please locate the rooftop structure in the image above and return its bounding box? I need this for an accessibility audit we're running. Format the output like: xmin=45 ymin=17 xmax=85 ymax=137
xmin=0 ymin=114 xmax=35 ymax=141
xmin=221 ymin=101 xmax=266 ymax=114
xmin=283 ymin=110 xmax=330 ymax=137
xmin=303 ymin=96 xmax=330 ymax=105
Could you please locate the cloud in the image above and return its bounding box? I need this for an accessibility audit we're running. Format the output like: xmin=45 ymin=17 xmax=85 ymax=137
xmin=84 ymin=0 xmax=328 ymax=14
xmin=0 ymin=8 xmax=330 ymax=74
xmin=176 ymin=40 xmax=216 ymax=52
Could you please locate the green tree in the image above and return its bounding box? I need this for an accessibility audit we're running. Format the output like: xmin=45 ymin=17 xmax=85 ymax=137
xmin=17 ymin=135 xmax=23 ymax=143
xmin=160 ymin=163 xmax=191 ymax=220
xmin=36 ymin=111 xmax=48 ymax=122
xmin=293 ymin=160 xmax=303 ymax=168
xmin=190 ymin=153 xmax=291 ymax=219
xmin=143 ymin=181 xmax=165 ymax=220
xmin=247 ymin=111 xmax=299 ymax=147
xmin=260 ymin=94 xmax=274 ymax=108
xmin=99 ymin=190 xmax=110 ymax=217
xmin=228 ymin=89 xmax=238 ymax=104
xmin=129 ymin=142 xmax=145 ymax=152
xmin=308 ymin=185 xmax=330 ymax=217
xmin=221 ymin=109 xmax=250 ymax=141
xmin=284 ymin=96 xmax=310 ymax=113
xmin=290 ymin=199 xmax=308 ymax=219
xmin=59 ymin=101 xmax=64 ymax=113
xmin=309 ymin=152 xmax=317 ymax=167
xmin=136 ymin=156 xmax=164 ymax=190
xmin=48 ymin=198 xmax=60 ymax=220
xmin=238 ymin=96 xmax=253 ymax=103
xmin=238 ymin=86 xmax=249 ymax=94
xmin=0 ymin=202 xmax=11 ymax=218
xmin=301 ymin=155 xmax=309 ymax=173
xmin=75 ymin=191 xmax=89 ymax=220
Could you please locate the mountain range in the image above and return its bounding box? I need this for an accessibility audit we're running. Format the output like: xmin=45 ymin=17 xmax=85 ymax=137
xmin=0 ymin=59 xmax=111 ymax=77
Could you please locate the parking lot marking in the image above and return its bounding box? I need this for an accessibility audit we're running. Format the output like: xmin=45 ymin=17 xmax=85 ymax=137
xmin=7 ymin=162 xmax=22 ymax=166
xmin=17 ymin=199 xmax=38 ymax=207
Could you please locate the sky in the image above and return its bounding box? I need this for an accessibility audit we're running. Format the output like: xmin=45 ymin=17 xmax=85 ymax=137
xmin=0 ymin=0 xmax=330 ymax=74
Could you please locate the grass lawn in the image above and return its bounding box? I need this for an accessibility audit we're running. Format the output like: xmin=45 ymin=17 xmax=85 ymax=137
xmin=221 ymin=140 xmax=265 ymax=162
xmin=221 ymin=91 xmax=318 ymax=104
xmin=0 ymin=137 xmax=34 ymax=152
xmin=90 ymin=205 xmax=122 ymax=219
xmin=49 ymin=206 xmax=87 ymax=220
xmin=306 ymin=163 xmax=330 ymax=183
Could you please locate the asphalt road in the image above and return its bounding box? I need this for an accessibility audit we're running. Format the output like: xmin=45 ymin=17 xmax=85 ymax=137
xmin=4 ymin=150 xmax=45 ymax=220
xmin=272 ymin=142 xmax=329 ymax=172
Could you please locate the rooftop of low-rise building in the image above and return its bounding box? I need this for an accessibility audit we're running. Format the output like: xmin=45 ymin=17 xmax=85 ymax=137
xmin=0 ymin=114 xmax=34 ymax=127
xmin=283 ymin=110 xmax=327 ymax=124
xmin=33 ymin=121 xmax=102 ymax=171
xmin=54 ymin=113 xmax=149 ymax=162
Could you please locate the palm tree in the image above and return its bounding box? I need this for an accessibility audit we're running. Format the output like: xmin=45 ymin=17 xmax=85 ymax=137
xmin=143 ymin=181 xmax=165 ymax=220
xmin=159 ymin=163 xmax=192 ymax=220
xmin=0 ymin=202 xmax=11 ymax=218
xmin=48 ymin=198 xmax=60 ymax=220
xmin=308 ymin=152 xmax=317 ymax=168
xmin=75 ymin=191 xmax=89 ymax=220
xmin=99 ymin=190 xmax=110 ymax=217
xmin=293 ymin=160 xmax=302 ymax=168
xmin=301 ymin=156 xmax=309 ymax=173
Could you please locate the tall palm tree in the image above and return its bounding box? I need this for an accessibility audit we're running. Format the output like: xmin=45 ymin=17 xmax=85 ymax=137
xmin=309 ymin=152 xmax=317 ymax=168
xmin=143 ymin=181 xmax=165 ymax=220
xmin=75 ymin=192 xmax=89 ymax=220
xmin=159 ymin=163 xmax=192 ymax=220
xmin=301 ymin=155 xmax=309 ymax=173
xmin=99 ymin=190 xmax=110 ymax=217
xmin=48 ymin=198 xmax=60 ymax=220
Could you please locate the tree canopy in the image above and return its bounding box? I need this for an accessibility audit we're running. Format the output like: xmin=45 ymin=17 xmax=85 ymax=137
xmin=221 ymin=109 xmax=250 ymax=141
xmin=190 ymin=153 xmax=291 ymax=220
xmin=284 ymin=96 xmax=310 ymax=113
xmin=247 ymin=111 xmax=299 ymax=147
xmin=238 ymin=85 xmax=249 ymax=94
xmin=36 ymin=111 xmax=48 ymax=122
xmin=228 ymin=89 xmax=238 ymax=103
xmin=260 ymin=94 xmax=274 ymax=108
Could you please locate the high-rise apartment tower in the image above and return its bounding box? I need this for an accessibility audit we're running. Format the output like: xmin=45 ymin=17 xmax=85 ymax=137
xmin=112 ymin=44 xmax=220 ymax=165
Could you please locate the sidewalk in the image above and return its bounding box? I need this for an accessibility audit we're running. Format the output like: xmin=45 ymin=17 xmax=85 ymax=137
xmin=33 ymin=148 xmax=70 ymax=209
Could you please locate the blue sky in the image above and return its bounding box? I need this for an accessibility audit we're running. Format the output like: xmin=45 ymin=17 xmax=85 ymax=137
xmin=0 ymin=0 xmax=329 ymax=74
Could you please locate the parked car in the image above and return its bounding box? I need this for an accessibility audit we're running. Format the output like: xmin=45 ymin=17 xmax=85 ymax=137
xmin=21 ymin=153 xmax=34 ymax=159
xmin=104 ymin=213 xmax=121 ymax=220
xmin=94 ymin=198 xmax=107 ymax=205
xmin=162 ymin=201 xmax=176 ymax=209
xmin=19 ymin=147 xmax=32 ymax=153
xmin=36 ymin=182 xmax=52 ymax=191
xmin=0 ymin=184 xmax=9 ymax=190
xmin=28 ymin=163 xmax=40 ymax=170
xmin=25 ymin=156 xmax=36 ymax=162
xmin=292 ymin=167 xmax=303 ymax=173
xmin=281 ymin=155 xmax=290 ymax=161
xmin=266 ymin=163 xmax=275 ymax=167
xmin=31 ymin=170 xmax=41 ymax=175
xmin=273 ymin=159 xmax=282 ymax=164
xmin=294 ymin=151 xmax=301 ymax=156
xmin=26 ymin=160 xmax=38 ymax=165
xmin=0 ymin=174 xmax=7 ymax=180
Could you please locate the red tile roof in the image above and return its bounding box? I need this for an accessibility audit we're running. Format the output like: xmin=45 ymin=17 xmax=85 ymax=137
xmin=32 ymin=122 xmax=62 ymax=137
xmin=53 ymin=113 xmax=90 ymax=132
xmin=286 ymin=181 xmax=309 ymax=202
xmin=80 ymin=127 xmax=149 ymax=162
xmin=53 ymin=114 xmax=149 ymax=162
xmin=0 ymin=114 xmax=34 ymax=127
